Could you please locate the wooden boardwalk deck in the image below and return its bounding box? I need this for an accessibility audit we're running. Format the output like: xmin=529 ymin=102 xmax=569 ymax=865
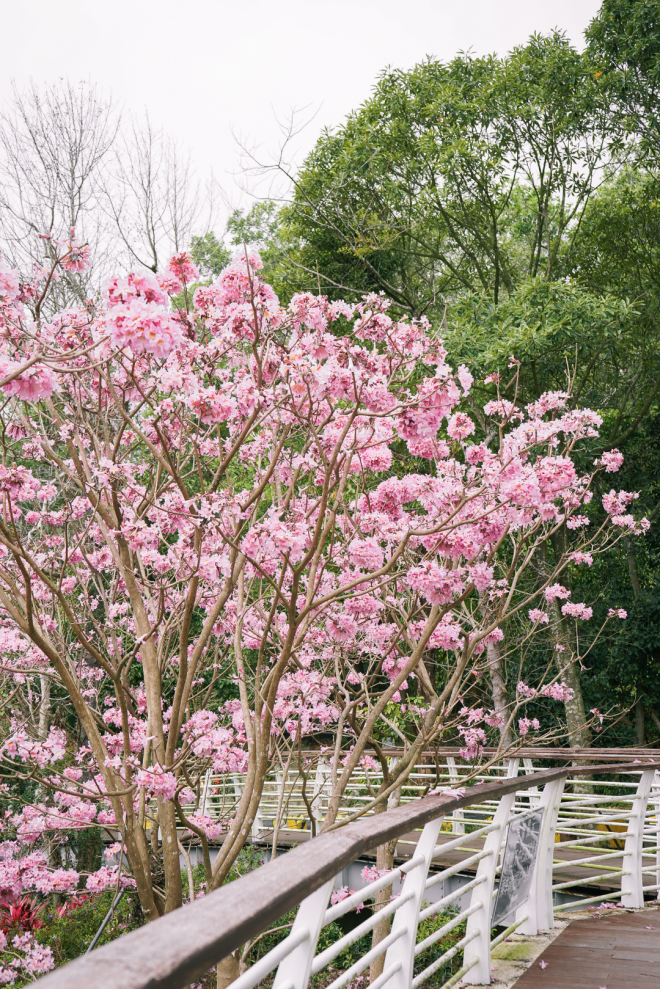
xmin=512 ymin=909 xmax=660 ymax=988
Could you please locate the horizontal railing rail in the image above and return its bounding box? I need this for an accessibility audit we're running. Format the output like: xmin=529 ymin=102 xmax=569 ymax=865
xmin=196 ymin=746 xmax=652 ymax=855
xmin=363 ymin=747 xmax=660 ymax=759
xmin=196 ymin=747 xmax=660 ymax=845
xmin=36 ymin=759 xmax=660 ymax=989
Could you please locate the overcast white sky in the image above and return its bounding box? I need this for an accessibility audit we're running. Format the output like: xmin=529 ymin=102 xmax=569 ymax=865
xmin=2 ymin=0 xmax=603 ymax=216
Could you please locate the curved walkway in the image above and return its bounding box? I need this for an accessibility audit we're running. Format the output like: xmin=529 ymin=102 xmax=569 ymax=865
xmin=510 ymin=908 xmax=660 ymax=988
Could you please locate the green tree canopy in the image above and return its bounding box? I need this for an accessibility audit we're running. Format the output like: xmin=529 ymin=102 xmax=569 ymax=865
xmin=283 ymin=32 xmax=614 ymax=314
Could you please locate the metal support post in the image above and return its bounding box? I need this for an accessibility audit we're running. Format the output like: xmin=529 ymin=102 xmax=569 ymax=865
xmin=383 ymin=815 xmax=446 ymax=989
xmin=311 ymin=757 xmax=330 ymax=831
xmin=463 ymin=789 xmax=517 ymax=984
xmin=200 ymin=770 xmax=211 ymax=817
xmin=523 ymin=758 xmax=541 ymax=808
xmin=447 ymin=756 xmax=465 ymax=834
xmin=272 ymin=879 xmax=334 ymax=989
xmin=517 ymin=775 xmax=566 ymax=934
xmin=653 ymin=771 xmax=660 ymax=901
xmin=622 ymin=768 xmax=655 ymax=908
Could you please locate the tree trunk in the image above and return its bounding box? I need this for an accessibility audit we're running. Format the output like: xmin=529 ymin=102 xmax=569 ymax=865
xmin=635 ymin=697 xmax=646 ymax=747
xmin=123 ymin=822 xmax=162 ymax=922
xmin=551 ymin=599 xmax=591 ymax=748
xmin=543 ymin=536 xmax=591 ymax=749
xmin=368 ymin=839 xmax=397 ymax=983
xmin=370 ymin=778 xmax=401 ymax=983
xmin=627 ymin=537 xmax=642 ymax=600
xmin=628 ymin=537 xmax=645 ymax=747
xmin=479 ymin=594 xmax=512 ymax=748
xmin=217 ymin=952 xmax=240 ymax=989
xmin=487 ymin=639 xmax=513 ymax=748
xmin=158 ymin=795 xmax=183 ymax=912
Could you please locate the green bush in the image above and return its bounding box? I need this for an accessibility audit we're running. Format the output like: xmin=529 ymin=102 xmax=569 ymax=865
xmin=33 ymin=890 xmax=143 ymax=966
xmin=241 ymin=899 xmax=467 ymax=988
xmin=412 ymin=906 xmax=468 ymax=985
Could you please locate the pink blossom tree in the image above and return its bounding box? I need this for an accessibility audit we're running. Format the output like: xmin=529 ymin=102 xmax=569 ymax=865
xmin=0 ymin=238 xmax=644 ymax=919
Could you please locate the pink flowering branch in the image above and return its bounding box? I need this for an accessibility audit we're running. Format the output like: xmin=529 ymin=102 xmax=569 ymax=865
xmin=0 ymin=248 xmax=644 ymax=920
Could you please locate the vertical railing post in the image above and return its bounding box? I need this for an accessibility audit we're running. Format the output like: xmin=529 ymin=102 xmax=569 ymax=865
xmin=463 ymin=789 xmax=517 ymax=985
xmin=622 ymin=768 xmax=655 ymax=908
xmin=232 ymin=773 xmax=263 ymax=839
xmin=382 ymin=816 xmax=445 ymax=989
xmin=275 ymin=768 xmax=285 ymax=834
xmin=516 ymin=775 xmax=566 ymax=934
xmin=653 ymin=771 xmax=660 ymax=901
xmin=311 ymin=756 xmax=330 ymax=832
xmin=447 ymin=756 xmax=465 ymax=834
xmin=272 ymin=879 xmax=334 ymax=989
xmin=523 ymin=758 xmax=541 ymax=808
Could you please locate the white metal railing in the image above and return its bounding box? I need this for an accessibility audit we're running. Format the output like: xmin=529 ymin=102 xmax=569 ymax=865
xmin=37 ymin=759 xmax=660 ymax=989
xmin=195 ymin=755 xmax=551 ymax=837
xmin=198 ymin=752 xmax=658 ymax=843
xmin=550 ymin=768 xmax=660 ymax=912
xmin=217 ymin=762 xmax=660 ymax=989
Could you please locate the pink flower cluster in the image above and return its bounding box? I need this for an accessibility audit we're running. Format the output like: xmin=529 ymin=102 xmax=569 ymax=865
xmin=518 ymin=680 xmax=574 ymax=703
xmin=331 ymin=886 xmax=354 ymax=905
xmin=348 ymin=537 xmax=384 ymax=571
xmin=105 ymin=300 xmax=183 ymax=358
xmin=187 ymin=814 xmax=225 ymax=840
xmin=0 ymin=265 xmax=20 ymax=302
xmin=407 ymin=563 xmax=468 ymax=605
xmin=2 ymin=727 xmax=67 ymax=768
xmin=600 ymin=450 xmax=624 ymax=473
xmin=182 ymin=710 xmax=249 ymax=774
xmin=540 ymin=682 xmax=575 ymax=702
xmin=360 ymin=865 xmax=391 ymax=883
xmin=561 ymin=602 xmax=593 ymax=620
xmin=168 ymin=252 xmax=199 ymax=286
xmin=103 ymin=270 xmax=168 ymax=307
xmin=61 ymin=231 xmax=90 ymax=273
xmin=135 ymin=768 xmax=178 ymax=801
xmin=85 ymin=867 xmax=135 ymax=893
xmin=0 ymin=841 xmax=133 ymax=905
xmin=570 ymin=551 xmax=593 ymax=567
xmin=0 ymin=931 xmax=54 ymax=982
xmin=457 ymin=724 xmax=486 ymax=761
xmin=544 ymin=584 xmax=570 ymax=602
xmin=0 ymin=360 xmax=58 ymax=401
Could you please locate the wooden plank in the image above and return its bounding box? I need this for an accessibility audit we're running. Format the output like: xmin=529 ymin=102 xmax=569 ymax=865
xmin=513 ymin=909 xmax=660 ymax=988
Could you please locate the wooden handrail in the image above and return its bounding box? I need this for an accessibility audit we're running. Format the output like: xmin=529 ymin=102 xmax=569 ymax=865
xmin=36 ymin=760 xmax=660 ymax=989
xmin=361 ymin=747 xmax=660 ymax=761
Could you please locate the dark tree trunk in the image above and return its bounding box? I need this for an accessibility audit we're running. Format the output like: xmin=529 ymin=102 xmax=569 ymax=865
xmin=635 ymin=697 xmax=646 ymax=747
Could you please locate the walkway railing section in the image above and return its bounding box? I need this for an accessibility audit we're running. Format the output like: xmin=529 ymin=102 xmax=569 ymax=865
xmin=37 ymin=759 xmax=660 ymax=989
xmin=226 ymin=763 xmax=660 ymax=989
xmin=196 ymin=748 xmax=659 ymax=843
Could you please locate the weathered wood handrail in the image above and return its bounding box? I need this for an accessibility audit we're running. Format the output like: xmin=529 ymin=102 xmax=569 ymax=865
xmin=368 ymin=746 xmax=660 ymax=760
xmin=35 ymin=760 xmax=660 ymax=989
